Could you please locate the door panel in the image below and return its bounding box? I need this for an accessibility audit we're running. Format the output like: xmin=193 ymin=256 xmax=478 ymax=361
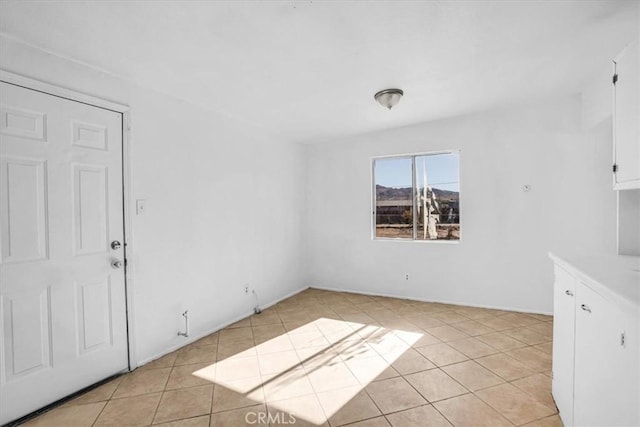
xmin=0 ymin=157 xmax=48 ymax=263
xmin=2 ymin=286 xmax=52 ymax=380
xmin=72 ymin=120 xmax=108 ymax=151
xmin=0 ymin=105 xmax=46 ymax=141
xmin=0 ymin=81 xmax=128 ymax=424
xmin=77 ymin=277 xmax=113 ymax=354
xmin=73 ymin=164 xmax=109 ymax=255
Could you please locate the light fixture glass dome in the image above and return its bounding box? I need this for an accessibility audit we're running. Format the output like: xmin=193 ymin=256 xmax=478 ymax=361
xmin=374 ymin=88 xmax=404 ymax=109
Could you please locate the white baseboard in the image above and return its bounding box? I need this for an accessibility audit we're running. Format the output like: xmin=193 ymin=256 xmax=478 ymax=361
xmin=138 ymin=283 xmax=552 ymax=368
xmin=136 ymin=286 xmax=310 ymax=367
xmin=309 ymin=285 xmax=553 ymax=317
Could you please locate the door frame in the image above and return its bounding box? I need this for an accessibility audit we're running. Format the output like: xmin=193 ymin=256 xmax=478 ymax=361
xmin=0 ymin=69 xmax=138 ymax=370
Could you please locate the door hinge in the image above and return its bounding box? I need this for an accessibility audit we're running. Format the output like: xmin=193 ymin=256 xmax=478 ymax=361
xmin=613 ymin=74 xmax=618 ymax=85
xmin=613 ymin=164 xmax=618 ymax=173
xmin=621 ymin=332 xmax=626 ymax=347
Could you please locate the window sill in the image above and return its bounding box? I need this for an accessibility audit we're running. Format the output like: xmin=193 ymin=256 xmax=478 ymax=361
xmin=372 ymin=237 xmax=461 ymax=244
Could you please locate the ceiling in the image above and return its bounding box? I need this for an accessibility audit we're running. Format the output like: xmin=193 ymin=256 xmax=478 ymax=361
xmin=0 ymin=1 xmax=637 ymax=143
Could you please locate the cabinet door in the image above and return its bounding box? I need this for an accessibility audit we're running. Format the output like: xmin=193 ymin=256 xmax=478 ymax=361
xmin=613 ymin=41 xmax=639 ymax=190
xmin=574 ymin=283 xmax=637 ymax=426
xmin=552 ymin=265 xmax=576 ymax=427
xmin=619 ymin=304 xmax=640 ymax=426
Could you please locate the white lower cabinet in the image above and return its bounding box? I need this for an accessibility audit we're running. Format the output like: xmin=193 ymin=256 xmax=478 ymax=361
xmin=573 ymin=283 xmax=638 ymax=426
xmin=552 ymin=260 xmax=639 ymax=427
xmin=552 ymin=265 xmax=576 ymax=426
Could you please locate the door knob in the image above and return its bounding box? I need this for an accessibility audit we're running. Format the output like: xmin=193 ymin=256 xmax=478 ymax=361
xmin=111 ymin=240 xmax=122 ymax=250
xmin=111 ymin=259 xmax=123 ymax=269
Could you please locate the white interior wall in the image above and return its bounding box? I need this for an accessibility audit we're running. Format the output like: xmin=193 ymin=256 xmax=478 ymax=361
xmin=618 ymin=190 xmax=640 ymax=255
xmin=0 ymin=36 xmax=307 ymax=364
xmin=304 ymin=96 xmax=618 ymax=314
xmin=0 ymin=21 xmax=633 ymax=361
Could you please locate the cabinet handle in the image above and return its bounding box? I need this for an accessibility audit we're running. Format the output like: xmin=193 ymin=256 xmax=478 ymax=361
xmin=565 ymin=290 xmax=573 ymax=296
xmin=581 ymin=304 xmax=591 ymax=313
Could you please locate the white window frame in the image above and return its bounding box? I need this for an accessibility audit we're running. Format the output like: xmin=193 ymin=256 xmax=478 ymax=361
xmin=371 ymin=149 xmax=461 ymax=243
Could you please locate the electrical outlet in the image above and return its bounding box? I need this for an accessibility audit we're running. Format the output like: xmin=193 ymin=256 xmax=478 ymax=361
xmin=405 ymin=274 xmax=410 ymax=281
xmin=244 ymin=285 xmax=249 ymax=294
xmin=136 ymin=199 xmax=146 ymax=215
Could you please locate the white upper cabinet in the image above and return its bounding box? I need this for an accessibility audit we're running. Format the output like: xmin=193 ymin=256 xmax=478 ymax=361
xmin=613 ymin=41 xmax=640 ymax=190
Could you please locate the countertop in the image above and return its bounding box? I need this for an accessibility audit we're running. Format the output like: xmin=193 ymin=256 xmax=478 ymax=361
xmin=549 ymin=252 xmax=640 ymax=310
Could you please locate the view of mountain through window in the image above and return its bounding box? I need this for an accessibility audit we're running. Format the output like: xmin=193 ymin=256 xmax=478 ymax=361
xmin=373 ymin=152 xmax=460 ymax=241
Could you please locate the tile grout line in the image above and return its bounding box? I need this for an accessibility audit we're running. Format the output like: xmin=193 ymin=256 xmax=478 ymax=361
xmin=89 ymin=378 xmax=123 ymax=427
xmin=89 ymin=401 xmax=109 ymax=427
xmin=470 ymin=371 xmax=558 ymax=425
xmin=208 ymin=330 xmax=221 ymax=419
xmin=148 ymin=360 xmax=174 ymax=425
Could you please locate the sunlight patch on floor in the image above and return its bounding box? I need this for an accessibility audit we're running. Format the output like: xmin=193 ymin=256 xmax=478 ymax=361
xmin=193 ymin=317 xmax=422 ymax=425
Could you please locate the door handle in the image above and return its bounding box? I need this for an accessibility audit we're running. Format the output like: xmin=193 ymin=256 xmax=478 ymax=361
xmin=111 ymin=259 xmax=123 ymax=269
xmin=581 ymin=304 xmax=591 ymax=313
xmin=565 ymin=290 xmax=573 ymax=296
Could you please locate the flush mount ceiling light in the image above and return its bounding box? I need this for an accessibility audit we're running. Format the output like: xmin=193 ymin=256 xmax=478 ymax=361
xmin=374 ymin=88 xmax=404 ymax=110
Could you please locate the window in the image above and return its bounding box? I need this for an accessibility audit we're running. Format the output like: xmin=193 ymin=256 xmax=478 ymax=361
xmin=373 ymin=151 xmax=460 ymax=241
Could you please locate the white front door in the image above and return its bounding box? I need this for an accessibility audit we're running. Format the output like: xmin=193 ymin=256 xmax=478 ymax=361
xmin=0 ymin=81 xmax=129 ymax=424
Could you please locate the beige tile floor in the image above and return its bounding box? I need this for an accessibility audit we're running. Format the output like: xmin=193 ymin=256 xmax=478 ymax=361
xmin=23 ymin=289 xmax=562 ymax=427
